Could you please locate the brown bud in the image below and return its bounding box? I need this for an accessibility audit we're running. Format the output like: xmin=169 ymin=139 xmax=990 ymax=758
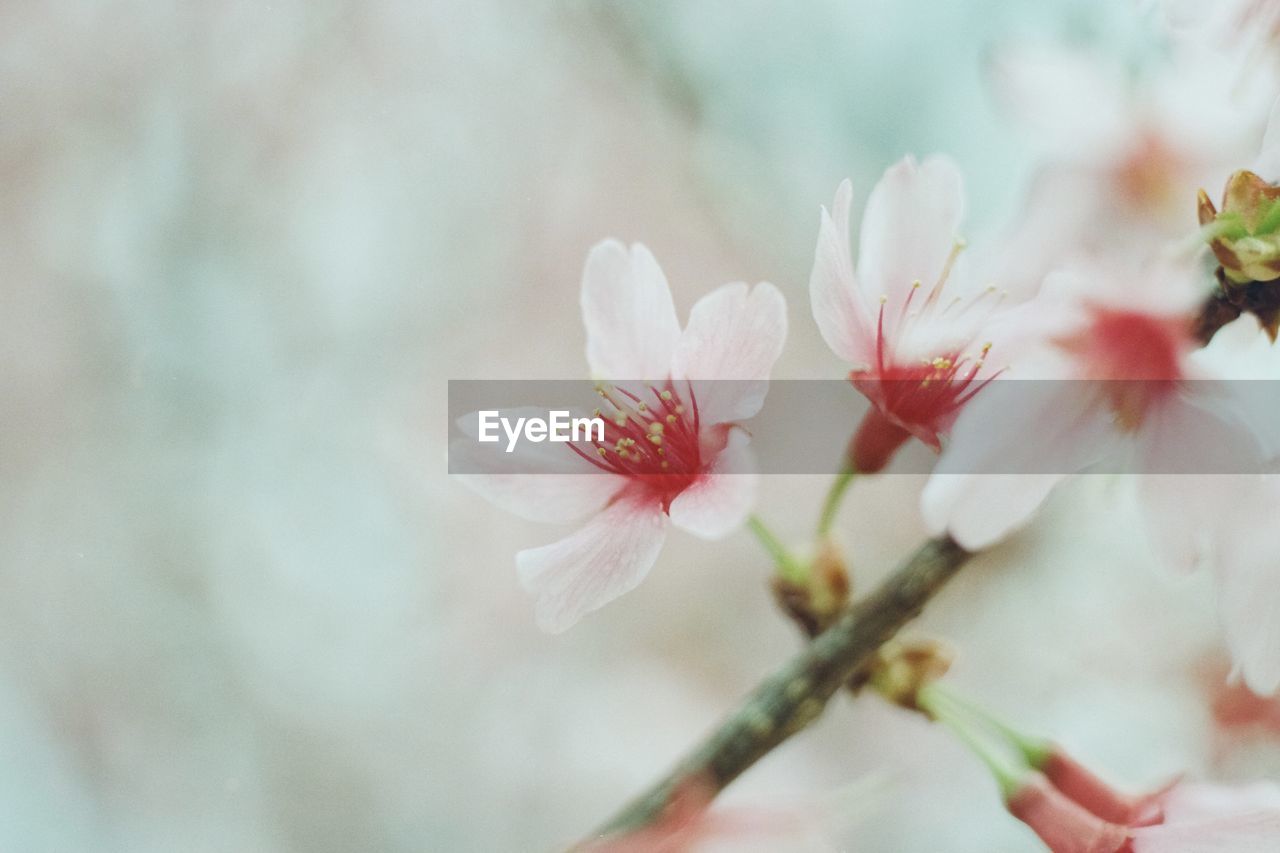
xmin=1201 ymin=170 xmax=1280 ymax=284
xmin=770 ymin=538 xmax=850 ymax=637
xmin=871 ymin=637 xmax=955 ymax=712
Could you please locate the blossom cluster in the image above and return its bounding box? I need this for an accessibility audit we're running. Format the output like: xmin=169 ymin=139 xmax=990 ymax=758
xmin=452 ymin=8 xmax=1280 ymax=849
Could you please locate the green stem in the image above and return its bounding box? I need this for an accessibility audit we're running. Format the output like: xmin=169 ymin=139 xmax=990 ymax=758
xmin=917 ymin=684 xmax=1026 ymax=799
xmin=928 ymin=684 xmax=1052 ymax=766
xmin=746 ymin=515 xmax=803 ymax=582
xmin=816 ymin=464 xmax=857 ymax=537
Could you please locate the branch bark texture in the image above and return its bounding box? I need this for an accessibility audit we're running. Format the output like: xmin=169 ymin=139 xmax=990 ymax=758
xmin=590 ymin=535 xmax=971 ymax=839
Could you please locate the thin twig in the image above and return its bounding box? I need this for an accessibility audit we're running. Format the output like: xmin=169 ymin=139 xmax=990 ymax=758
xmin=588 ymin=535 xmax=971 ymax=840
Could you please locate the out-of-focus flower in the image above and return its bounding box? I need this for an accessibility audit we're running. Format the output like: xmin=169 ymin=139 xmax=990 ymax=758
xmin=455 ymin=240 xmax=786 ymax=632
xmin=984 ymin=43 xmax=1267 ymax=294
xmin=1157 ymin=0 xmax=1280 ymax=84
xmin=577 ymin=775 xmax=824 ymax=853
xmin=1008 ymin=770 xmax=1280 ymax=852
xmin=810 ymin=156 xmax=1010 ymax=473
xmin=920 ymin=259 xmax=1280 ymax=690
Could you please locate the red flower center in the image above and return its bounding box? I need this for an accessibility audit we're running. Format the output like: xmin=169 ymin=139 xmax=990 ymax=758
xmin=1057 ymin=306 xmax=1191 ymax=431
xmin=569 ymin=381 xmax=704 ymax=507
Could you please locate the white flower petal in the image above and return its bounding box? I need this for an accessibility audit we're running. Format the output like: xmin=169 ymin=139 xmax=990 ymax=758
xmin=516 ymin=491 xmax=668 ymax=633
xmin=451 ymin=409 xmax=627 ymax=523
xmin=671 ymin=281 xmax=787 ymax=425
xmin=810 ymin=180 xmax=875 ymax=367
xmin=581 ymin=240 xmax=681 ymax=380
xmin=923 ymin=381 xmax=1115 ymax=548
xmin=858 ymin=155 xmax=965 ymax=309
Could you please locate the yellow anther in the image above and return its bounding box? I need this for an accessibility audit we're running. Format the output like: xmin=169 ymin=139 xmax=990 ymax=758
xmin=660 ymin=390 xmax=673 ymax=401
xmin=647 ymin=435 xmax=663 ymax=446
xmin=648 ymin=422 xmax=664 ymax=434
xmin=666 ymin=414 xmax=677 ymax=424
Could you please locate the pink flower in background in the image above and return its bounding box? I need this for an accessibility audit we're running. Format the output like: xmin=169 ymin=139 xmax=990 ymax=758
xmin=982 ymin=43 xmax=1268 ymax=294
xmin=921 ymin=260 xmax=1280 ymax=691
xmin=810 ymin=156 xmax=1011 ymax=472
xmin=577 ymin=775 xmax=822 ymax=853
xmin=1009 ymin=770 xmax=1280 ymax=852
xmin=456 ymin=240 xmax=786 ymax=632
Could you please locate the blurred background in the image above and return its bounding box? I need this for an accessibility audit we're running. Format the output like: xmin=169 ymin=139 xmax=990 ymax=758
xmin=2 ymin=1 xmax=1275 ymax=850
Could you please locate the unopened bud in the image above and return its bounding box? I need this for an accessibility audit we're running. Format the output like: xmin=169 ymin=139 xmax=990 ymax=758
xmin=770 ymin=538 xmax=850 ymax=637
xmin=1199 ymin=170 xmax=1280 ymax=284
xmin=871 ymin=638 xmax=955 ymax=712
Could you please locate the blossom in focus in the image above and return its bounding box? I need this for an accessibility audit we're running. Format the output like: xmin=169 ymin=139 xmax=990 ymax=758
xmin=809 ymin=156 xmax=1011 ymax=473
xmin=454 ymin=240 xmax=786 ymax=632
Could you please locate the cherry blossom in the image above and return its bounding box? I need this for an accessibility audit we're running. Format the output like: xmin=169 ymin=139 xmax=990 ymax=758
xmin=809 ymin=156 xmax=1012 ymax=473
xmin=455 ymin=240 xmax=786 ymax=632
xmin=1007 ymin=761 xmax=1280 ymax=852
xmin=921 ymin=258 xmax=1280 ymax=690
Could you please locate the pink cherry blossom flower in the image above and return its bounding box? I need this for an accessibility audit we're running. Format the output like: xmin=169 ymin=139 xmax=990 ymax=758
xmin=810 ymin=156 xmax=1011 ymax=472
xmin=921 ymin=260 xmax=1280 ymax=690
xmin=1007 ymin=754 xmax=1280 ymax=853
xmin=455 ymin=240 xmax=786 ymax=632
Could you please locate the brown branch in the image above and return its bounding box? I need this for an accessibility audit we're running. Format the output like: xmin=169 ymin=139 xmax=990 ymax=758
xmin=587 ymin=535 xmax=971 ymax=841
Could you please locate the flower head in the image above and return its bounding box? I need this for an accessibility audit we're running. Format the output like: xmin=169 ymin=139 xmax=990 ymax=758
xmin=1200 ymin=169 xmax=1280 ymax=284
xmin=810 ymin=156 xmax=1007 ymax=472
xmin=1006 ymin=753 xmax=1280 ymax=853
xmin=454 ymin=241 xmax=786 ymax=631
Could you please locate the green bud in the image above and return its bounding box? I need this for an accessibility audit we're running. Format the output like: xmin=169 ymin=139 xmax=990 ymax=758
xmin=1199 ymin=170 xmax=1280 ymax=284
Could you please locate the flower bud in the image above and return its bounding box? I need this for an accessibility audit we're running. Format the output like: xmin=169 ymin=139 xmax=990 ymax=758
xmin=1006 ymin=773 xmax=1130 ymax=853
xmin=1199 ymin=170 xmax=1280 ymax=284
xmin=871 ymin=638 xmax=954 ymax=712
xmin=770 ymin=538 xmax=850 ymax=636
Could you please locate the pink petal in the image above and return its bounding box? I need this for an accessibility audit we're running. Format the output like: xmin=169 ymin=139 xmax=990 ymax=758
xmin=857 ymin=155 xmax=965 ymax=309
xmin=671 ymin=281 xmax=787 ymax=425
xmin=668 ymin=429 xmax=757 ymax=539
xmin=809 ymin=179 xmax=875 ymax=368
xmin=516 ymin=490 xmax=668 ymax=632
xmin=581 ymin=240 xmax=681 ymax=381
xmin=1132 ymin=810 xmax=1280 ymax=852
xmin=451 ymin=410 xmax=628 ymax=523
